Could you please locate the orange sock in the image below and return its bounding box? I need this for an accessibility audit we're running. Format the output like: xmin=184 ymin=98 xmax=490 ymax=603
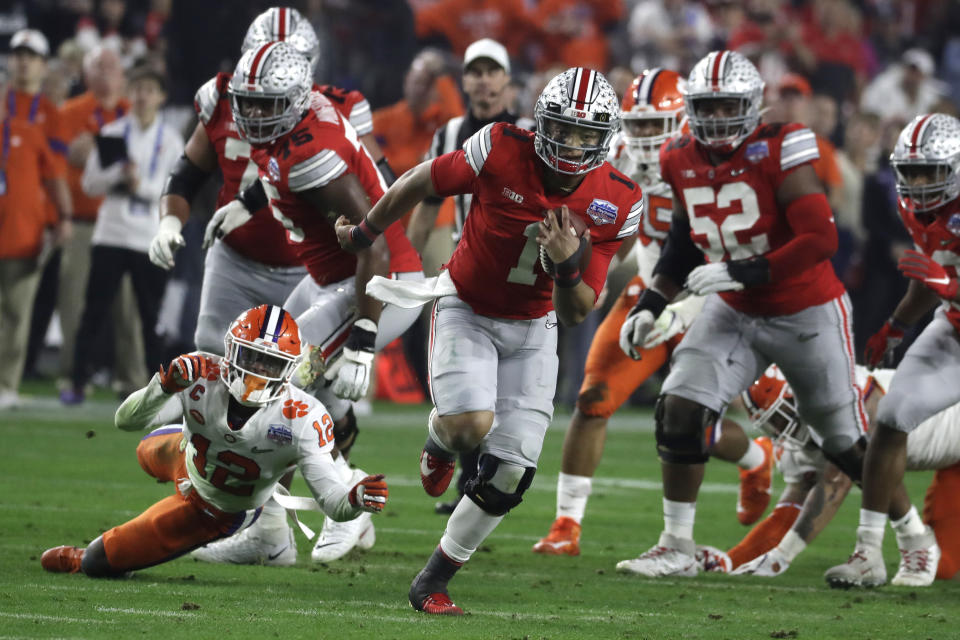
xmin=727 ymin=503 xmax=801 ymax=569
xmin=922 ymin=464 xmax=960 ymax=580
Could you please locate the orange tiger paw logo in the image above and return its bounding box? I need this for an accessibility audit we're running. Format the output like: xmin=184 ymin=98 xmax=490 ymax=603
xmin=282 ymin=399 xmax=310 ymax=419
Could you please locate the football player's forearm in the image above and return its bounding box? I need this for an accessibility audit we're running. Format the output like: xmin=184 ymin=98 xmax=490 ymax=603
xmin=407 ymin=201 xmax=442 ymax=253
xmin=366 ymin=161 xmax=435 ymax=231
xmin=892 ymin=280 xmax=942 ymax=325
xmin=300 ymin=459 xmax=362 ymax=522
xmin=115 ymin=374 xmax=174 ymax=431
xmin=792 ymin=464 xmax=852 ymax=544
xmin=553 ymin=282 xmax=595 ymax=326
xmin=764 ymin=193 xmax=837 ymax=282
xmin=354 ymin=237 xmax=389 ymax=323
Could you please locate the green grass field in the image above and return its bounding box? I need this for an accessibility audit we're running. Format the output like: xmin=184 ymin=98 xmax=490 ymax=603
xmin=2 ymin=390 xmax=957 ymax=640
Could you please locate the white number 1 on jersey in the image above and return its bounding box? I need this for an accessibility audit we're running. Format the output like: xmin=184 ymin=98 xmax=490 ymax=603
xmin=506 ymin=222 xmax=542 ymax=285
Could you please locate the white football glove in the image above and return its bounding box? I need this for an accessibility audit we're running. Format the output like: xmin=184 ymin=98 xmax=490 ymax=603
xmin=148 ymin=215 xmax=185 ymax=270
xmin=686 ymin=262 xmax=745 ymax=295
xmin=730 ymin=546 xmax=791 ymax=577
xmin=619 ymin=308 xmax=656 ymax=360
xmin=643 ymin=294 xmax=705 ymax=349
xmin=324 ymin=319 xmax=378 ymax=401
xmin=202 ymin=199 xmax=252 ymax=250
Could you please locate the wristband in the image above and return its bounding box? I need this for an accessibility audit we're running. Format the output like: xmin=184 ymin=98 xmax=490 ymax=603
xmin=727 ymin=256 xmax=771 ymax=287
xmin=350 ymin=218 xmax=383 ymax=249
xmin=888 ymin=317 xmax=912 ymax=332
xmin=632 ymin=288 xmax=668 ymax=319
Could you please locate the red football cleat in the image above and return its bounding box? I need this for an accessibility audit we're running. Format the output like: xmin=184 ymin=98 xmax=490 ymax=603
xmin=737 ymin=437 xmax=774 ymax=525
xmin=41 ymin=545 xmax=84 ymax=574
xmin=420 ymin=449 xmax=456 ymax=497
xmin=412 ymin=592 xmax=464 ymax=616
xmin=532 ymin=516 xmax=582 ymax=556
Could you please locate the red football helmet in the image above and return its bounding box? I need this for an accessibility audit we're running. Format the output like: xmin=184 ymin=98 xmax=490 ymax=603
xmin=620 ymin=68 xmax=686 ymax=171
xmin=740 ymin=364 xmax=809 ymax=448
xmin=222 ymin=304 xmax=303 ymax=406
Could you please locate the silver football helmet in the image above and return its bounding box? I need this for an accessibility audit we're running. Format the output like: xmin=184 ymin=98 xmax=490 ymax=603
xmin=684 ymin=50 xmax=764 ymax=153
xmin=534 ymin=67 xmax=621 ymax=175
xmin=242 ymin=7 xmax=320 ymax=71
xmin=229 ymin=41 xmax=311 ymax=145
xmin=890 ymin=113 xmax=960 ymax=213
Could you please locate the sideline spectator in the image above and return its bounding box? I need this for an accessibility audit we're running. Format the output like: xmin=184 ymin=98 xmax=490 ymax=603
xmin=861 ymin=48 xmax=947 ymax=127
xmin=63 ymin=66 xmax=183 ymax=404
xmin=0 ymin=76 xmax=61 ymax=409
xmin=58 ymin=46 xmax=144 ymax=399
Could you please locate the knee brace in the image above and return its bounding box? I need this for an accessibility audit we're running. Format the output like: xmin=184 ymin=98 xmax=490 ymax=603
xmin=333 ymin=407 xmax=359 ymax=456
xmin=654 ymin=395 xmax=715 ymax=465
xmin=822 ymin=436 xmax=867 ymax=486
xmin=81 ymin=536 xmax=124 ymax=578
xmin=464 ymin=454 xmax=536 ymax=516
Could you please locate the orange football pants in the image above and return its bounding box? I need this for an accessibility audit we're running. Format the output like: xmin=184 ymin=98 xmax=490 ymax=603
xmin=923 ymin=462 xmax=960 ymax=580
xmin=101 ymin=428 xmax=252 ymax=572
xmin=577 ymin=276 xmax=684 ymax=418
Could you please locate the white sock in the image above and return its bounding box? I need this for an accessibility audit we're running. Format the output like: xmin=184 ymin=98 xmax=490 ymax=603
xmin=439 ymin=498 xmax=504 ymax=563
xmin=891 ymin=505 xmax=925 ymax=538
xmin=256 ymin=497 xmax=287 ymax=528
xmin=737 ymin=439 xmax=765 ymax=470
xmin=663 ymin=498 xmax=696 ymax=541
xmin=776 ymin=529 xmax=807 ymax=562
xmin=556 ymin=472 xmax=592 ymax=524
xmin=856 ymin=508 xmax=887 ymax=548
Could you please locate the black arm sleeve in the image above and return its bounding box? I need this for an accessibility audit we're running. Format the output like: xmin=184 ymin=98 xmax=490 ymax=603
xmin=376 ymin=156 xmax=398 ymax=188
xmin=652 ymin=206 xmax=705 ymax=286
xmin=236 ymin=179 xmax=268 ymax=212
xmin=162 ymin=154 xmax=213 ymax=202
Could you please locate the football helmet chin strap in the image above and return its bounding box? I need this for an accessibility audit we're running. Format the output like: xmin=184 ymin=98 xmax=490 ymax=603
xmin=324 ymin=318 xmax=377 ymax=401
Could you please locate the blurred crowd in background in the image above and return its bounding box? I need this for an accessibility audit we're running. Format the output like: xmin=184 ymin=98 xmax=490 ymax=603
xmin=1 ymin=0 xmax=959 ymax=409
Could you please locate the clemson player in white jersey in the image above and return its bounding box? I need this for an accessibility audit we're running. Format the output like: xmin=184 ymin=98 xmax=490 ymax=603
xmin=695 ymin=364 xmax=960 ymax=584
xmin=39 ymin=305 xmax=388 ymax=576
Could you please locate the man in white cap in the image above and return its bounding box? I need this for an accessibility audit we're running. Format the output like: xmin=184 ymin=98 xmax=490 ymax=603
xmin=861 ymin=47 xmax=946 ymax=125
xmin=7 ymin=29 xmax=73 ymax=245
xmin=406 ymin=38 xmax=532 ymax=514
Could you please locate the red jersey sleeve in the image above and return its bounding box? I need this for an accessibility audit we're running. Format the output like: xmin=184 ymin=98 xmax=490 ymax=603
xmin=430 ymin=149 xmax=477 ymax=198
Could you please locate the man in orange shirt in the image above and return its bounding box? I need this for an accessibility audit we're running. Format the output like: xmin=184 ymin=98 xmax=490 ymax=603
xmin=57 ymin=46 xmax=145 ymax=399
xmin=0 ymin=77 xmax=61 ymax=409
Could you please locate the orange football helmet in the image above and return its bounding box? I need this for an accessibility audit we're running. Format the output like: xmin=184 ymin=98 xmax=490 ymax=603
xmin=620 ymin=68 xmax=686 ymax=170
xmin=740 ymin=364 xmax=810 ymax=448
xmin=222 ymin=304 xmax=303 ymax=406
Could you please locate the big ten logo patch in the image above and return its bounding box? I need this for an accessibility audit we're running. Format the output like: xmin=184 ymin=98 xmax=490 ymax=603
xmin=283 ymin=399 xmax=310 ymax=419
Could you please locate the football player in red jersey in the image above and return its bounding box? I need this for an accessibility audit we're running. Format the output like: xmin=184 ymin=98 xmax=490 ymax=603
xmin=614 ymin=50 xmax=917 ymax=580
xmin=824 ymin=113 xmax=960 ymax=588
xmin=39 ymin=305 xmax=388 ymax=578
xmin=338 ymin=67 xmax=642 ymax=615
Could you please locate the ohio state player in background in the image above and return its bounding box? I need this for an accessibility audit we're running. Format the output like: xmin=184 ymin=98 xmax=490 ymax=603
xmin=615 ymin=50 xmax=928 ymax=584
xmin=39 ymin=305 xmax=387 ymax=577
xmin=825 ymin=113 xmax=960 ymax=588
xmin=534 ymin=68 xmax=771 ymax=556
xmin=338 ymin=67 xmax=641 ymax=616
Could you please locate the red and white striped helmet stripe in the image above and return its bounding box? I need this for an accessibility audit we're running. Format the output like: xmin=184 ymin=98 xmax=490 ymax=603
xmin=709 ymin=51 xmax=729 ymax=91
xmin=570 ymin=67 xmax=596 ymax=109
xmin=635 ymin=68 xmax=663 ymax=107
xmin=275 ymin=7 xmax=288 ymax=40
xmin=908 ymin=113 xmax=934 ymax=158
xmin=247 ymin=41 xmax=280 ymax=85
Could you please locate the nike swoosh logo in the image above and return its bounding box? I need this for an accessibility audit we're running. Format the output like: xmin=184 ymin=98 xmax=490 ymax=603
xmin=541 ymin=540 xmax=572 ymax=549
xmin=267 ymin=546 xmax=289 ymax=560
xmin=252 ymin=446 xmax=274 ymax=453
xmin=798 ymin=332 xmax=819 ymax=342
xmin=420 ymin=455 xmax=434 ymax=477
xmin=927 ymin=276 xmax=951 ymax=286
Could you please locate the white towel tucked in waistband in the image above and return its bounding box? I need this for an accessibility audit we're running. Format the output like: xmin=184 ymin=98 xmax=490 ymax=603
xmin=365 ymin=269 xmax=457 ymax=308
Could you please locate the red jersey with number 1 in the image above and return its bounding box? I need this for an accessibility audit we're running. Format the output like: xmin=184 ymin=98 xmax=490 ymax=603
xmin=431 ymin=122 xmax=643 ymax=319
xmin=660 ymin=122 xmax=844 ymax=316
xmin=249 ymin=93 xmax=421 ymax=285
xmin=900 ymin=199 xmax=960 ymax=333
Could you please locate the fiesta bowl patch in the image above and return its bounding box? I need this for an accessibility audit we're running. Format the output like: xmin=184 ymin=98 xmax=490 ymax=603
xmin=586 ymin=199 xmax=618 ymax=225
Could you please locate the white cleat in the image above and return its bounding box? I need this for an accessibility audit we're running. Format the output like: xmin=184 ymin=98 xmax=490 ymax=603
xmin=892 ymin=526 xmax=940 ymax=587
xmin=616 ymin=532 xmax=698 ymax=577
xmin=192 ymin=523 xmax=297 ymax=567
xmin=824 ymin=545 xmax=887 ymax=589
xmin=695 ymin=545 xmax=732 ymax=573
xmin=311 ymin=511 xmax=375 ymax=563
xmin=731 ymin=547 xmax=791 ymax=577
